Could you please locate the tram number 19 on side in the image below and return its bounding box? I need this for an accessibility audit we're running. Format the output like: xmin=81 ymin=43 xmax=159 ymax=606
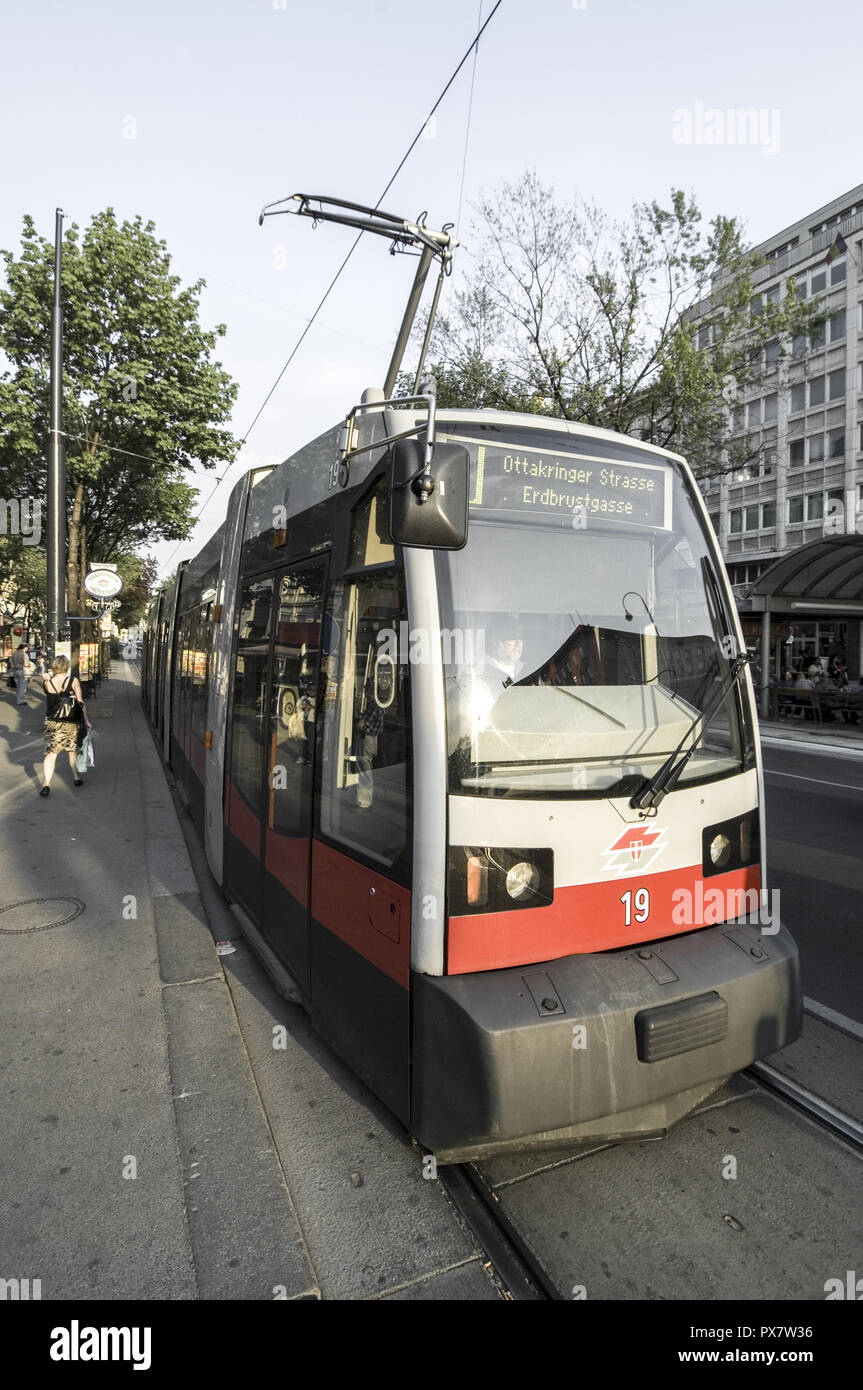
xmin=620 ymin=888 xmax=650 ymax=925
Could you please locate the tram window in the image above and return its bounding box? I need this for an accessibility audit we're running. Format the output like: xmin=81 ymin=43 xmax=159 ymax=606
xmin=319 ymin=571 xmax=411 ymax=876
xmin=349 ymin=477 xmax=394 ymax=570
xmin=229 ymin=577 xmax=274 ymax=816
xmin=268 ymin=565 xmax=325 ymax=837
xmin=190 ymin=604 xmax=210 ymax=743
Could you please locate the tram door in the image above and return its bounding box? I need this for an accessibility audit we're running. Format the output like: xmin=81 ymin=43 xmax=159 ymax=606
xmin=226 ymin=575 xmax=275 ymax=926
xmin=225 ymin=563 xmax=325 ymax=994
xmin=260 ymin=562 xmax=326 ymax=992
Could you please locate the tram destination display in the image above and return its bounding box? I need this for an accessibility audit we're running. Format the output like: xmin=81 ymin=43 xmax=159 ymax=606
xmin=458 ymin=439 xmax=670 ymax=528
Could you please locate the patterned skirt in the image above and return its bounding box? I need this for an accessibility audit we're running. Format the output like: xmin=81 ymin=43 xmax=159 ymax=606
xmin=44 ymin=719 xmax=80 ymax=754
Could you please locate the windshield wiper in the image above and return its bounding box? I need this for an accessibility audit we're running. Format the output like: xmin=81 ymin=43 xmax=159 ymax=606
xmin=628 ymin=653 xmax=750 ymax=810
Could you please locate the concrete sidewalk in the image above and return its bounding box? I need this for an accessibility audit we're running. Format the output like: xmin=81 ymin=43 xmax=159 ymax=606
xmin=0 ymin=667 xmax=499 ymax=1301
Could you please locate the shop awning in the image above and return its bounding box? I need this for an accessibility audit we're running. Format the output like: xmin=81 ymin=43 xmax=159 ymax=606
xmin=747 ymin=534 xmax=863 ymax=613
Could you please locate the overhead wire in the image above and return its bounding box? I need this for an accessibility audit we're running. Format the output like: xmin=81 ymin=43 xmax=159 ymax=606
xmin=155 ymin=0 xmax=503 ymax=577
xmin=456 ymin=0 xmax=485 ymax=239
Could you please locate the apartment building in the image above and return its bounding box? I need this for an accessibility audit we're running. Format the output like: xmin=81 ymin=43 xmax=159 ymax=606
xmin=693 ymin=183 xmax=863 ymax=677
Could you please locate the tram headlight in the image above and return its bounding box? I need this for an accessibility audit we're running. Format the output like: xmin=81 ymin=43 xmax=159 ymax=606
xmin=701 ymin=810 xmax=760 ymax=877
xmin=449 ymin=847 xmax=554 ymax=916
xmin=708 ymin=833 xmax=732 ymax=869
xmin=505 ymin=861 xmax=541 ymax=900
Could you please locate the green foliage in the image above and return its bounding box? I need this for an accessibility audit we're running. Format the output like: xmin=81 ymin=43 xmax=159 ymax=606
xmin=0 ymin=535 xmax=46 ymax=626
xmin=113 ymin=553 xmax=158 ymax=627
xmin=413 ymin=174 xmax=818 ymax=479
xmin=0 ymin=209 xmax=241 ymax=554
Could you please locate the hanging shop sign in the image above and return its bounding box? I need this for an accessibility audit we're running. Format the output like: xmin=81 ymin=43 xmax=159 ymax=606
xmin=84 ymin=568 xmax=124 ymax=599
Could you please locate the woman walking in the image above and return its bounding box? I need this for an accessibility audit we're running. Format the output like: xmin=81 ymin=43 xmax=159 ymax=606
xmin=40 ymin=656 xmax=91 ymax=796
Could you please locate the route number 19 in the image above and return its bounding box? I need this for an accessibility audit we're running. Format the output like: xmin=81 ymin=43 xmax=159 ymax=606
xmin=620 ymin=888 xmax=650 ymax=925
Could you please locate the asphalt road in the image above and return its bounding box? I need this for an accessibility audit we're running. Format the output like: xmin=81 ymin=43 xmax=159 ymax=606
xmin=762 ymin=738 xmax=863 ymax=1026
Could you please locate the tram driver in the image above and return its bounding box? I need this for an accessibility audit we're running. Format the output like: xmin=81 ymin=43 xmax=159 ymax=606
xmin=445 ymin=613 xmax=526 ymax=757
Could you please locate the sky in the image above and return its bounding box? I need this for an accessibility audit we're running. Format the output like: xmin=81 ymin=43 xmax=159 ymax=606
xmin=2 ymin=0 xmax=861 ymax=579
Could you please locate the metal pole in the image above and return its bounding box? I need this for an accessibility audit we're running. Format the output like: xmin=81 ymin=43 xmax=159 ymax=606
xmin=383 ymin=244 xmax=434 ymax=397
xmin=46 ymin=207 xmax=65 ymax=653
xmin=761 ymin=608 xmax=771 ymax=719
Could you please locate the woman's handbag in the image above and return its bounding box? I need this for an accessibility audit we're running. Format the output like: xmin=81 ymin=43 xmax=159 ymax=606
xmin=53 ymin=678 xmax=80 ymax=722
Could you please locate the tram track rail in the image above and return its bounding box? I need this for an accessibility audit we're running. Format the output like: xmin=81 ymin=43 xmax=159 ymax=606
xmin=441 ymin=1059 xmax=863 ymax=1301
xmin=746 ymin=1060 xmax=863 ymax=1158
xmin=438 ymin=1163 xmax=555 ymax=1300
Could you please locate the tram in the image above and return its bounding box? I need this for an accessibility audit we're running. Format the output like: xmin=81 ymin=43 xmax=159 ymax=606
xmin=142 ymin=197 xmax=800 ymax=1160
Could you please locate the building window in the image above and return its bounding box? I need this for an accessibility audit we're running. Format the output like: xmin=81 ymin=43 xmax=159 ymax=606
xmin=787 ymin=496 xmax=803 ymax=524
xmin=831 ymin=258 xmax=847 ymax=286
xmin=744 ymin=505 xmax=760 ymax=532
xmin=750 ymin=295 xmax=763 ymax=319
xmin=806 ymin=494 xmax=823 ymax=522
xmin=809 ymin=320 xmax=826 ymax=351
xmin=860 ymin=422 xmax=863 ymax=452
xmin=828 ymin=368 xmax=845 ymax=400
xmin=761 ymin=503 xmax=776 ymax=529
xmin=698 ymin=324 xmax=710 ymax=350
xmin=747 ymin=399 xmax=761 ymax=428
xmin=763 ymin=393 xmax=778 ymax=423
xmin=765 ymin=339 xmax=780 ymax=369
xmin=729 ymin=509 xmax=742 ymax=534
xmin=794 ymin=275 xmax=807 ymax=300
xmin=733 ymin=404 xmax=745 ymax=433
xmin=810 ymin=268 xmax=827 ymax=296
xmin=789 ymin=439 xmax=804 ymax=468
xmin=809 ymin=376 xmax=825 ymax=407
xmin=829 ymin=427 xmax=845 ymax=459
xmin=829 ymin=309 xmax=846 ymax=341
xmin=791 ymin=332 xmax=807 ymax=359
xmin=763 ymin=448 xmax=776 ymax=476
xmin=790 ymin=382 xmax=806 ymax=413
xmin=808 ymin=434 xmax=825 ymax=464
xmin=748 ymin=346 xmax=762 ymax=372
xmin=709 ymin=513 xmax=720 ymax=533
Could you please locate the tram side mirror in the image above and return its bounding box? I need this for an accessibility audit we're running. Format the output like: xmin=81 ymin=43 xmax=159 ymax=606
xmin=389 ymin=439 xmax=469 ymax=550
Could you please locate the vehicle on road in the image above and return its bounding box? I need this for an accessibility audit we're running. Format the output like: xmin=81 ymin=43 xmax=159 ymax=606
xmin=142 ymin=196 xmax=800 ymax=1160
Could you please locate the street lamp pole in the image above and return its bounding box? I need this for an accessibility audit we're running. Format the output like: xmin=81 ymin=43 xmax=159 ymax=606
xmin=46 ymin=207 xmax=66 ymax=653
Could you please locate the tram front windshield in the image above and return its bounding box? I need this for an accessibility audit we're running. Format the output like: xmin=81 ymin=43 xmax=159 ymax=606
xmin=436 ymin=425 xmax=754 ymax=798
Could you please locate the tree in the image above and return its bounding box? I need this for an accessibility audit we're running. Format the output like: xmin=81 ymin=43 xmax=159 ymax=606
xmin=0 ymin=536 xmax=46 ymax=630
xmin=0 ymin=210 xmax=241 ymax=612
xmin=407 ymin=174 xmax=819 ymax=480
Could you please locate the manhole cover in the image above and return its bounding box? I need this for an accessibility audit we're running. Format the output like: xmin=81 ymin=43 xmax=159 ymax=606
xmin=0 ymin=897 xmax=86 ymax=934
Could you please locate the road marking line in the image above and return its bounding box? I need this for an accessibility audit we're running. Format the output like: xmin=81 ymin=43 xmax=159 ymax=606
xmin=765 ymin=770 xmax=863 ymax=791
xmin=768 ymin=838 xmax=863 ymax=891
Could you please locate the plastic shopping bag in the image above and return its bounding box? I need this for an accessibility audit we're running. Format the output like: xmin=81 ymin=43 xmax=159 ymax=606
xmin=76 ymin=732 xmax=91 ymax=775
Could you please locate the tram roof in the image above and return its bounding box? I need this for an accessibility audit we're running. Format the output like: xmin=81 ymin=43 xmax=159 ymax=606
xmin=436 ymin=409 xmax=687 ymax=465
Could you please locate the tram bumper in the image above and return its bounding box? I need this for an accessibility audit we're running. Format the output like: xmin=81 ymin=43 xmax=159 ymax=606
xmin=412 ymin=920 xmax=801 ymax=1162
